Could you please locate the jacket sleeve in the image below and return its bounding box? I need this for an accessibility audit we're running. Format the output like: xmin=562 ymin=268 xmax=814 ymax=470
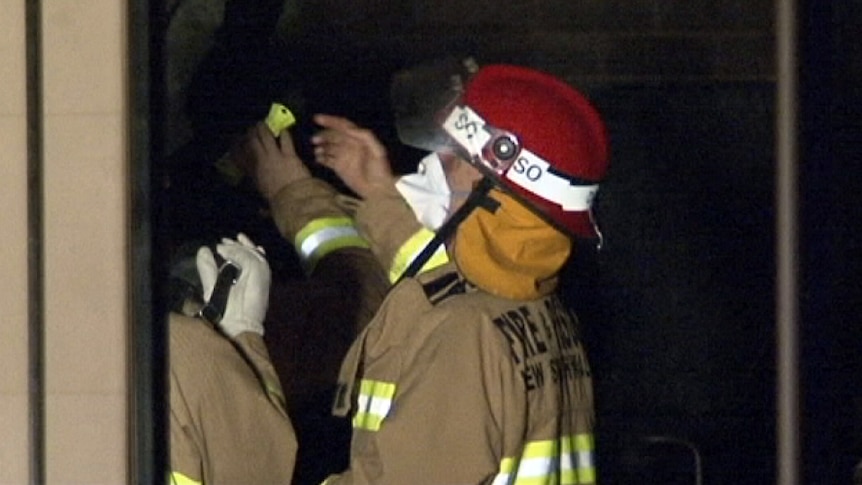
xmin=232 ymin=331 xmax=290 ymax=414
xmin=264 ymin=178 xmax=391 ymax=410
xmin=353 ymin=183 xmax=450 ymax=283
xmin=272 ymin=178 xmax=447 ymax=283
xmin=322 ymin=306 xmax=523 ymax=485
xmin=169 ymin=313 xmax=297 ymax=484
xmin=267 ymin=177 xmax=390 ymax=326
xmin=269 ymin=177 xmax=370 ymax=272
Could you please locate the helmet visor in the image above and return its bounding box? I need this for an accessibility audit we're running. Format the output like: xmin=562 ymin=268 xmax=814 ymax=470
xmin=392 ymin=58 xmax=531 ymax=181
xmin=391 ymin=57 xmax=478 ymax=154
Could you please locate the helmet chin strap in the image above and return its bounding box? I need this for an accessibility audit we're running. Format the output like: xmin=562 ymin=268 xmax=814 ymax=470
xmin=398 ymin=176 xmax=496 ymax=282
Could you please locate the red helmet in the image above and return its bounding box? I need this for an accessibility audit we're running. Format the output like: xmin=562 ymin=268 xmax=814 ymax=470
xmin=441 ymin=64 xmax=610 ymax=239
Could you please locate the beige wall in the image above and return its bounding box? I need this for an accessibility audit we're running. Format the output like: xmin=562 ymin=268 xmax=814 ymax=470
xmin=1 ymin=1 xmax=130 ymax=483
xmin=0 ymin=0 xmax=31 ymax=482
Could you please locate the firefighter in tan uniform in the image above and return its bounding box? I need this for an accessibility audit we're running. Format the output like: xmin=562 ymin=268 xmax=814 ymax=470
xmin=260 ymin=63 xmax=610 ymax=484
xmin=167 ymin=131 xmax=400 ymax=483
xmin=169 ymin=234 xmax=298 ymax=484
xmin=166 ymin=75 xmax=459 ymax=483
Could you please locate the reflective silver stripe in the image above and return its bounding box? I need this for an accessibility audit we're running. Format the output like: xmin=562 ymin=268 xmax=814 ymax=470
xmin=493 ymin=434 xmax=596 ymax=485
xmin=491 ymin=458 xmax=515 ymax=485
xmin=293 ymin=217 xmax=368 ymax=270
xmin=298 ymin=225 xmax=361 ymax=259
xmin=353 ymin=379 xmax=396 ymax=431
xmin=513 ymin=456 xmax=554 ymax=478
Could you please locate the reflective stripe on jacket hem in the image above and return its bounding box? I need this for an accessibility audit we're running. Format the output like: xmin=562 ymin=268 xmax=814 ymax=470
xmin=169 ymin=471 xmax=202 ymax=485
xmin=492 ymin=434 xmax=596 ymax=485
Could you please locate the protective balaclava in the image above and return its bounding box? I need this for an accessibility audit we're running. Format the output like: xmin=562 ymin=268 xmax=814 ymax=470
xmin=453 ymin=188 xmax=571 ymax=300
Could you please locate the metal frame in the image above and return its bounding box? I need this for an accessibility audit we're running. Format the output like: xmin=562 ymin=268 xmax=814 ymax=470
xmin=25 ymin=0 xmax=45 ymax=483
xmin=128 ymin=0 xmax=168 ymax=482
xmin=775 ymin=0 xmax=800 ymax=484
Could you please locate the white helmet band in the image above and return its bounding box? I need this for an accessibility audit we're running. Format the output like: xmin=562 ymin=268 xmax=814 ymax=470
xmin=442 ymin=105 xmax=598 ymax=212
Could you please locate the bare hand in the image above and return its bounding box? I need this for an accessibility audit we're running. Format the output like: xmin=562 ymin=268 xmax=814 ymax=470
xmin=235 ymin=122 xmax=311 ymax=200
xmin=311 ymin=114 xmax=395 ymax=199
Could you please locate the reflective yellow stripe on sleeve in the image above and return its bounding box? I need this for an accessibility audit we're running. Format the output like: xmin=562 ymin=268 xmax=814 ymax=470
xmin=492 ymin=433 xmax=596 ymax=485
xmin=263 ymin=378 xmax=286 ymax=411
xmin=169 ymin=471 xmax=203 ymax=485
xmin=388 ymin=227 xmax=450 ymax=283
xmin=352 ymin=379 xmax=396 ymax=431
xmin=294 ymin=217 xmax=369 ymax=272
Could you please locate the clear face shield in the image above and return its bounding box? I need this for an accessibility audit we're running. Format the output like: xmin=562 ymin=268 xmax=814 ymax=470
xmin=391 ymin=57 xmax=523 ymax=180
xmin=391 ymin=57 xmax=477 ymax=154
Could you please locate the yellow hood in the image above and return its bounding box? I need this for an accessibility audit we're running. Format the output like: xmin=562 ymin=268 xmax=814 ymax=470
xmin=452 ymin=189 xmax=571 ymax=300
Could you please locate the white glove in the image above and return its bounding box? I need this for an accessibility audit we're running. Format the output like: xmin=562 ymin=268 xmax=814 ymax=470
xmin=196 ymin=233 xmax=271 ymax=337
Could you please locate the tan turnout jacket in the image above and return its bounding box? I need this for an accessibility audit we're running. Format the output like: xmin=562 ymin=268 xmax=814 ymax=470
xmin=169 ymin=314 xmax=297 ymax=484
xmin=319 ymin=184 xmax=598 ymax=484
xmin=320 ymin=261 xmax=596 ymax=485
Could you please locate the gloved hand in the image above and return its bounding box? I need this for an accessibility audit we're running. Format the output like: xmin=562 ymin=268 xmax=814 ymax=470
xmin=196 ymin=233 xmax=271 ymax=338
